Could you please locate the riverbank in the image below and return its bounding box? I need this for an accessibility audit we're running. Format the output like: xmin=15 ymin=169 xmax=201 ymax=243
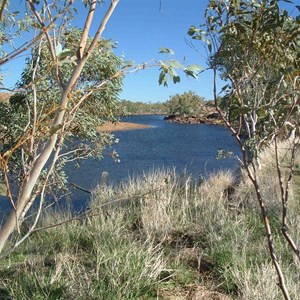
xmin=164 ymin=113 xmax=223 ymax=125
xmin=99 ymin=121 xmax=151 ymax=132
xmin=164 ymin=105 xmax=223 ymax=125
xmin=0 ymin=141 xmax=299 ymax=299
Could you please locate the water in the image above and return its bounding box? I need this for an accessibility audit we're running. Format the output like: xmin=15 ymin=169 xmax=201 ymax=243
xmin=66 ymin=114 xmax=240 ymax=208
xmin=0 ymin=115 xmax=241 ymax=212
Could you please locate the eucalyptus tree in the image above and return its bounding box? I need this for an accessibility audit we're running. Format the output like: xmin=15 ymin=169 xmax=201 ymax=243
xmin=188 ymin=0 xmax=299 ymax=298
xmin=0 ymin=0 xmax=123 ymax=255
xmin=0 ymin=26 xmax=123 ymax=210
xmin=0 ymin=0 xmax=200 ymax=255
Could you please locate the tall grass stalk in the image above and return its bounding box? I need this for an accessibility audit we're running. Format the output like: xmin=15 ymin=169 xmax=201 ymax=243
xmin=0 ymin=143 xmax=299 ymax=298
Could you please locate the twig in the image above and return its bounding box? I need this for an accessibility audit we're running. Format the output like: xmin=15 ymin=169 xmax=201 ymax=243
xmin=70 ymin=182 xmax=91 ymax=194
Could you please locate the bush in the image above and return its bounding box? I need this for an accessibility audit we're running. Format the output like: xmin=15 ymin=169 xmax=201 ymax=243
xmin=166 ymin=91 xmax=205 ymax=115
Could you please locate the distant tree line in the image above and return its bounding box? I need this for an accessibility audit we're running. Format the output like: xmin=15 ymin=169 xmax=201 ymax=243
xmin=119 ymin=91 xmax=210 ymax=116
xmin=118 ymin=100 xmax=167 ymax=115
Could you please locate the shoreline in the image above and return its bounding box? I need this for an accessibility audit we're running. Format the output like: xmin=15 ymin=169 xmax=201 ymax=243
xmin=99 ymin=121 xmax=151 ymax=132
xmin=164 ymin=113 xmax=223 ymax=125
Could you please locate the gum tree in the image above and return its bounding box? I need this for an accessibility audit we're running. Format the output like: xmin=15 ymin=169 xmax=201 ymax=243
xmin=188 ymin=0 xmax=299 ymax=298
xmin=0 ymin=0 xmax=123 ymax=254
xmin=0 ymin=0 xmax=200 ymax=255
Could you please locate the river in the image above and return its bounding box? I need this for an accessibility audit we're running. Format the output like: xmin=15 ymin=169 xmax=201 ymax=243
xmin=66 ymin=114 xmax=240 ymax=209
xmin=0 ymin=114 xmax=241 ymax=213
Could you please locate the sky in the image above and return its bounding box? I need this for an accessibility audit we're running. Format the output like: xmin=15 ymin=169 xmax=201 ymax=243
xmin=100 ymin=0 xmax=214 ymax=102
xmin=1 ymin=0 xmax=298 ymax=103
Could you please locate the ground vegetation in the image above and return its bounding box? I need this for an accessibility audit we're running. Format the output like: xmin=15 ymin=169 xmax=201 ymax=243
xmin=0 ymin=143 xmax=299 ymax=299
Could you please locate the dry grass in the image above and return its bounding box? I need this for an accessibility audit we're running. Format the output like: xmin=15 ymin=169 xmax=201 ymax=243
xmin=0 ymin=143 xmax=299 ymax=299
xmin=158 ymin=285 xmax=234 ymax=299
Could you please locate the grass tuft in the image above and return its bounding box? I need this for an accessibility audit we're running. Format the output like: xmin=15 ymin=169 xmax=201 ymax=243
xmin=0 ymin=142 xmax=299 ymax=299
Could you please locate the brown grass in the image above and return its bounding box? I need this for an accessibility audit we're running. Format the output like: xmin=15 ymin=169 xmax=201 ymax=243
xmin=158 ymin=285 xmax=234 ymax=299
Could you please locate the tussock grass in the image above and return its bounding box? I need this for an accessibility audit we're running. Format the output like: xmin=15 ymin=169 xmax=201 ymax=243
xmin=0 ymin=201 xmax=165 ymax=299
xmin=234 ymin=140 xmax=297 ymax=212
xmin=0 ymin=142 xmax=299 ymax=299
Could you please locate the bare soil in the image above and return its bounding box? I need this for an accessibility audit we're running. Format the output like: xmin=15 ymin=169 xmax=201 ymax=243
xmin=159 ymin=286 xmax=234 ymax=300
xmin=99 ymin=121 xmax=151 ymax=132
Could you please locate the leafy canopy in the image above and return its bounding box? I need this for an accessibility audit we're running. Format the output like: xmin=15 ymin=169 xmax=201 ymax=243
xmin=0 ymin=27 xmax=123 ymax=186
xmin=188 ymin=0 xmax=300 ymax=156
xmin=166 ymin=91 xmax=205 ymax=115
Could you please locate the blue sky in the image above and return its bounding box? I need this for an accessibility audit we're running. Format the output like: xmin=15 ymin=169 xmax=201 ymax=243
xmin=100 ymin=0 xmax=214 ymax=102
xmin=2 ymin=0 xmax=297 ymax=103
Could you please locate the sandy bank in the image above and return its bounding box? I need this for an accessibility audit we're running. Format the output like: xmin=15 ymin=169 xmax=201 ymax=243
xmin=99 ymin=122 xmax=151 ymax=132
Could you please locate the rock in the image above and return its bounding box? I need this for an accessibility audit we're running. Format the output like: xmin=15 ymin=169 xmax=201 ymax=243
xmin=164 ymin=111 xmax=222 ymax=126
xmin=207 ymin=112 xmax=220 ymax=119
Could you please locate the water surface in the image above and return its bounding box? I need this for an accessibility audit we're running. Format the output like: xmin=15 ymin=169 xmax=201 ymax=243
xmin=66 ymin=115 xmax=240 ymax=208
xmin=0 ymin=115 xmax=240 ymax=213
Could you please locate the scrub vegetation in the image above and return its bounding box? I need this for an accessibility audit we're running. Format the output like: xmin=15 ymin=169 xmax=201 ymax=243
xmin=0 ymin=0 xmax=300 ymax=299
xmin=0 ymin=141 xmax=299 ymax=299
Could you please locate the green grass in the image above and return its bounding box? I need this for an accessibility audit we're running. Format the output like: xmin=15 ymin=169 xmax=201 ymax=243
xmin=0 ymin=141 xmax=299 ymax=299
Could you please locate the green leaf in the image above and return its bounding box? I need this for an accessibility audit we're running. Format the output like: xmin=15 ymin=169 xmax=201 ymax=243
xmin=58 ymin=56 xmax=77 ymax=66
xmin=183 ymin=69 xmax=198 ymax=79
xmin=168 ymin=60 xmax=184 ymax=69
xmin=188 ymin=25 xmax=197 ymax=36
xmin=173 ymin=75 xmax=180 ymax=84
xmin=188 ymin=25 xmax=205 ymax=36
xmin=55 ymin=42 xmax=63 ymax=56
xmin=168 ymin=67 xmax=178 ymax=78
xmin=58 ymin=49 xmax=74 ymax=60
xmin=50 ymin=124 xmax=63 ymax=135
xmin=122 ymin=60 xmax=134 ymax=68
xmin=192 ymin=34 xmax=203 ymax=41
xmin=159 ymin=48 xmax=175 ymax=55
xmin=186 ymin=64 xmax=203 ymax=71
xmin=158 ymin=71 xmax=168 ymax=86
xmin=207 ymin=40 xmax=212 ymax=53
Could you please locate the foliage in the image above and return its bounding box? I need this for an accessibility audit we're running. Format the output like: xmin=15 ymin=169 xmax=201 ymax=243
xmin=166 ymin=91 xmax=205 ymax=115
xmin=158 ymin=48 xmax=203 ymax=86
xmin=0 ymin=0 xmax=125 ymax=255
xmin=118 ymin=99 xmax=167 ymax=115
xmin=189 ymin=0 xmax=300 ymax=156
xmin=0 ymin=27 xmax=122 ymax=185
xmin=187 ymin=0 xmax=300 ymax=298
xmin=0 ymin=0 xmax=207 ymax=255
xmin=1 ymin=155 xmax=300 ymax=298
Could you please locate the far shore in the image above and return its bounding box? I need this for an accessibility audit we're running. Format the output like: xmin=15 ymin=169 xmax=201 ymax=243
xmin=99 ymin=121 xmax=151 ymax=132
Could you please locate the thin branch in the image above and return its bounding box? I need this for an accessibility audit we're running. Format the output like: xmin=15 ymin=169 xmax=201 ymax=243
xmin=0 ymin=0 xmax=75 ymax=66
xmin=32 ymin=185 xmax=166 ymax=233
xmin=77 ymin=0 xmax=97 ymax=59
xmin=85 ymin=0 xmax=119 ymax=59
xmin=26 ymin=0 xmax=63 ymax=88
xmin=30 ymin=38 xmax=43 ymax=155
xmin=275 ymin=137 xmax=300 ymax=261
xmin=2 ymin=166 xmax=16 ymax=211
xmin=0 ymin=0 xmax=8 ymax=20
xmin=70 ymin=182 xmax=91 ymax=194
xmin=210 ymin=6 xmax=291 ymax=299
